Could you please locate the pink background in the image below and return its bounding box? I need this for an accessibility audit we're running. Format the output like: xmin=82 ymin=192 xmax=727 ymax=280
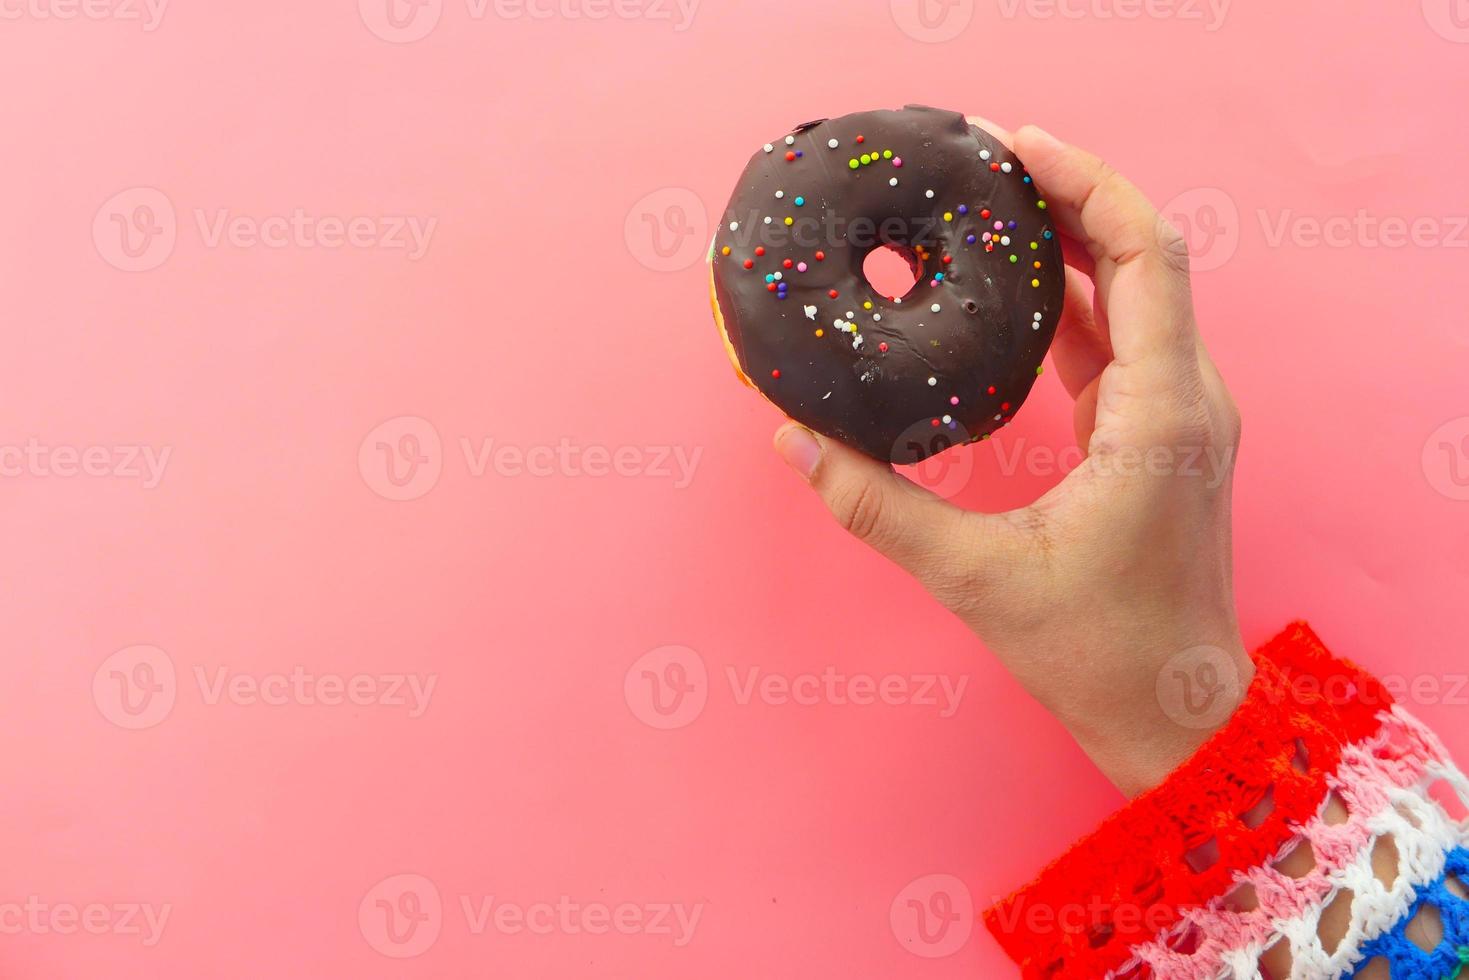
xmin=2 ymin=0 xmax=1468 ymax=976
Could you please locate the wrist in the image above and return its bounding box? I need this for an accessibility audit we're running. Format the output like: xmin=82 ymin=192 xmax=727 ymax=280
xmin=1051 ymin=631 xmax=1255 ymax=797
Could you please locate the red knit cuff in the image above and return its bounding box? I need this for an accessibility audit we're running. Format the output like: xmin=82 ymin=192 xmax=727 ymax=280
xmin=982 ymin=622 xmax=1391 ymax=979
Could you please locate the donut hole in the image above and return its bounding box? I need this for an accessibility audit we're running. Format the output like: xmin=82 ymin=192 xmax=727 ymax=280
xmin=862 ymin=243 xmax=922 ymax=300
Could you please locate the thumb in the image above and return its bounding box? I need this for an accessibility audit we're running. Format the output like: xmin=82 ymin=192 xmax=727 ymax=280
xmin=773 ymin=423 xmax=987 ymax=590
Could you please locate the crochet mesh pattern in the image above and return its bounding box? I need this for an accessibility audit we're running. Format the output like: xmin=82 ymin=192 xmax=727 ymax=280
xmin=1197 ymin=750 xmax=1466 ymax=978
xmin=984 ymin=623 xmax=1390 ymax=979
xmin=1124 ymin=705 xmax=1464 ymax=979
xmin=1353 ymin=847 xmax=1469 ymax=980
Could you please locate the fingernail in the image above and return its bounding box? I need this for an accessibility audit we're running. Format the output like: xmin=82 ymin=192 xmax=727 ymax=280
xmin=774 ymin=424 xmax=822 ymax=479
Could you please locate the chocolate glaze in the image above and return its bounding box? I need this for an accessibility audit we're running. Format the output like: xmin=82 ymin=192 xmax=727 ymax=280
xmin=710 ymin=105 xmax=1064 ymax=464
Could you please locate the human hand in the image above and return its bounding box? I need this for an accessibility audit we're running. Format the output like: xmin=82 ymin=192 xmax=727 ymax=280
xmin=773 ymin=121 xmax=1251 ymax=797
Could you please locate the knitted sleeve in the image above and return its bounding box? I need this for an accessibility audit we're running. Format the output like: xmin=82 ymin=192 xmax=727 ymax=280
xmin=983 ymin=622 xmax=1469 ymax=979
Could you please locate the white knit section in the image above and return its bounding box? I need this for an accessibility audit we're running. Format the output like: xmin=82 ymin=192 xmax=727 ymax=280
xmin=1114 ymin=707 xmax=1469 ymax=980
xmin=1221 ymin=775 xmax=1465 ymax=978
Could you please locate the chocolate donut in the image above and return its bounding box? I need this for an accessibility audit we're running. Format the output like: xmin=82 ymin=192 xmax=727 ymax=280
xmin=708 ymin=105 xmax=1064 ymax=464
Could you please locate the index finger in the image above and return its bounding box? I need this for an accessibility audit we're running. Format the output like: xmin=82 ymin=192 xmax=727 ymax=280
xmin=1013 ymin=124 xmax=1198 ymax=369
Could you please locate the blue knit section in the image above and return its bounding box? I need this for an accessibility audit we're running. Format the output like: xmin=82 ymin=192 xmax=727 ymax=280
xmin=1350 ymin=846 xmax=1469 ymax=979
